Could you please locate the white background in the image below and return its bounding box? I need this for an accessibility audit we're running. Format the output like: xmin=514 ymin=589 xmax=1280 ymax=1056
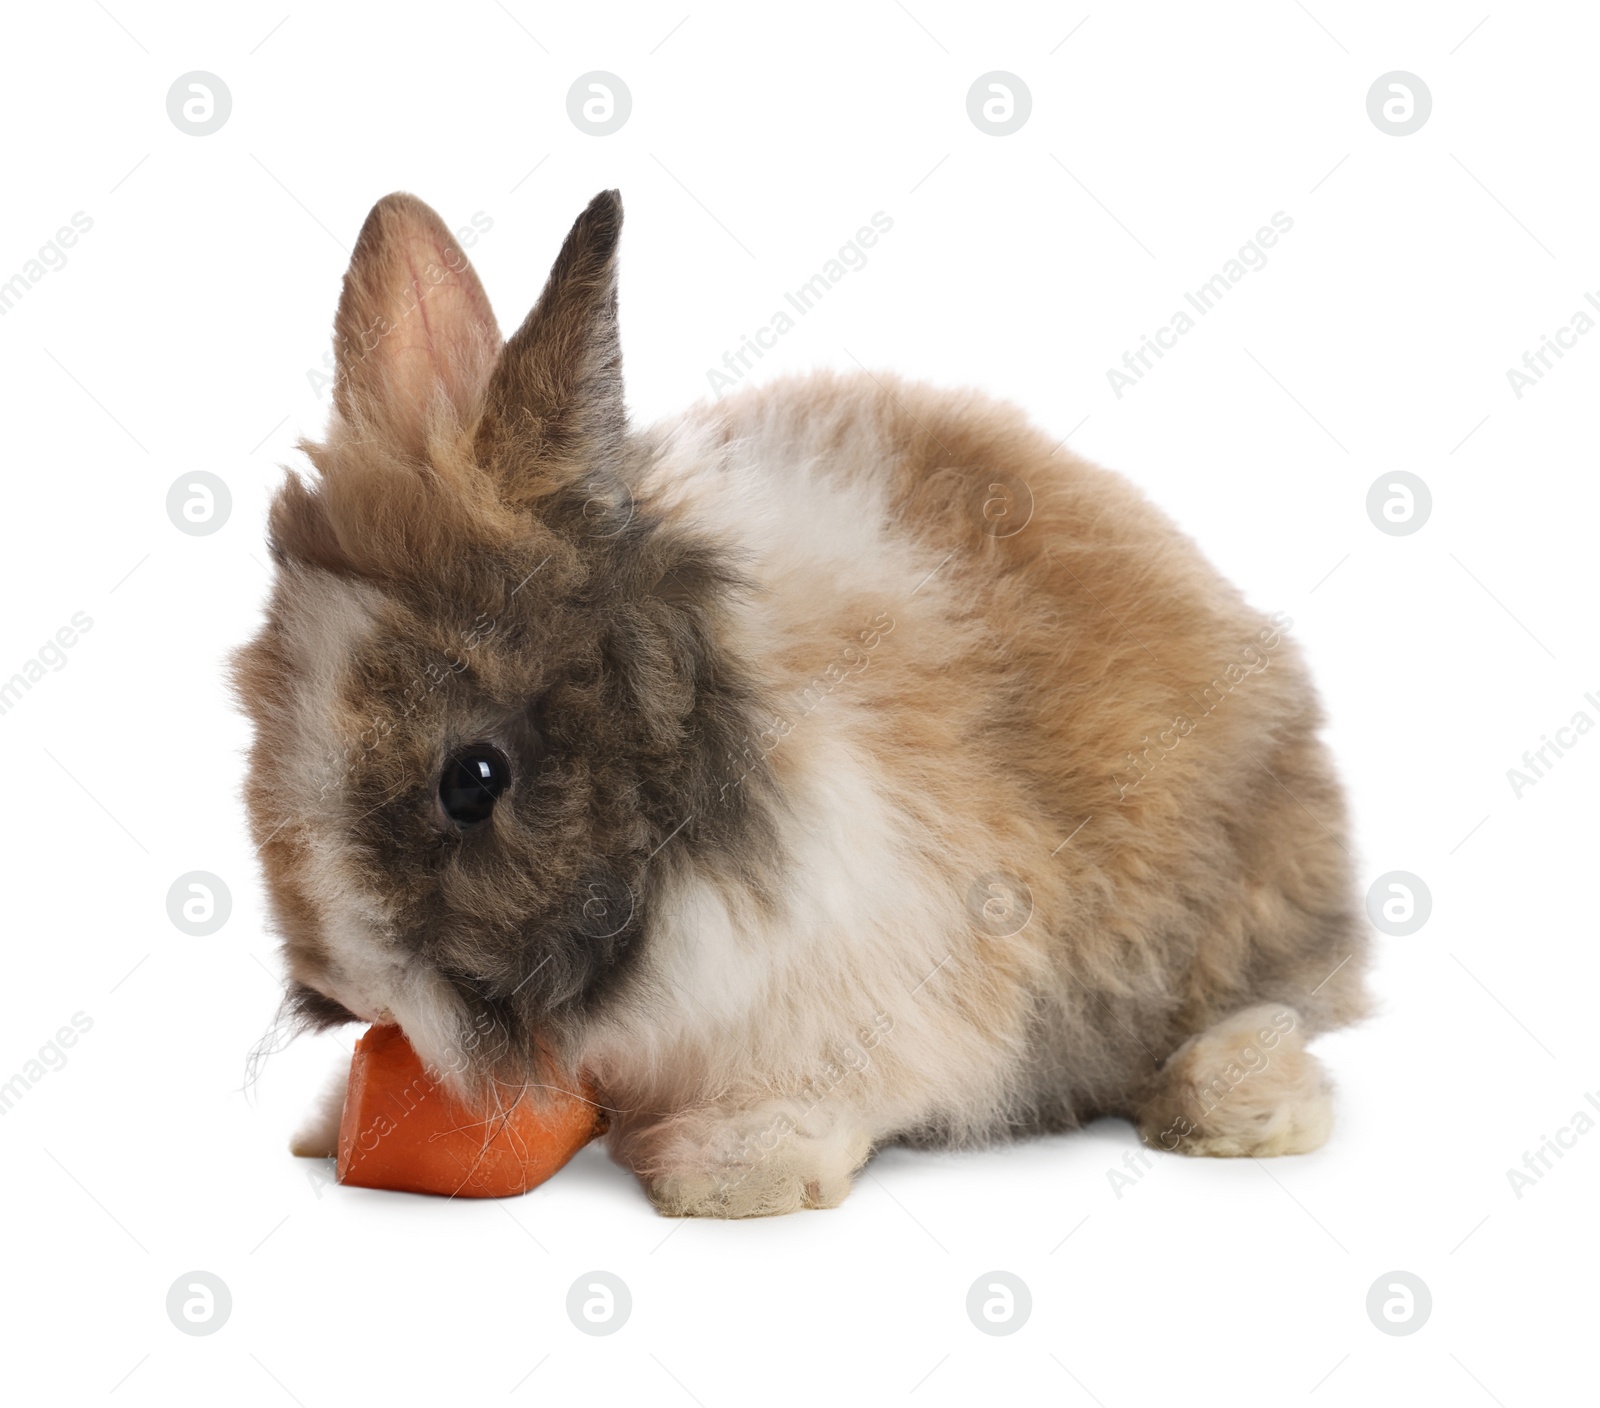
xmin=1 ymin=2 xmax=1595 ymax=1404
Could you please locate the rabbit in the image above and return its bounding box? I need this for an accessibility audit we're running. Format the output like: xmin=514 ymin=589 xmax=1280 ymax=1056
xmin=233 ymin=189 xmax=1369 ymax=1217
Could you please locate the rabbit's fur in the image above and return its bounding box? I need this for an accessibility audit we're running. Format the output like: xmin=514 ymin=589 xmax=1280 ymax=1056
xmin=233 ymin=190 xmax=1368 ymax=1216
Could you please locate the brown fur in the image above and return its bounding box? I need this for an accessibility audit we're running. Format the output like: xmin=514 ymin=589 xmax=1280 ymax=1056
xmin=628 ymin=371 xmax=1367 ymax=1145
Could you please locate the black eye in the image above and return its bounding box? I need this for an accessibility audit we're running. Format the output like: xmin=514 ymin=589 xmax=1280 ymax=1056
xmin=439 ymin=743 xmax=512 ymax=826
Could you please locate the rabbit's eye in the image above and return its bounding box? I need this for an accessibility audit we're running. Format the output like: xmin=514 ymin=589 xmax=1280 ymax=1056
xmin=439 ymin=744 xmax=512 ymax=826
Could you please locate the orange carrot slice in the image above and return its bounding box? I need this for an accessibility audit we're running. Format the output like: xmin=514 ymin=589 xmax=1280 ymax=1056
xmin=335 ymin=1024 xmax=603 ymax=1198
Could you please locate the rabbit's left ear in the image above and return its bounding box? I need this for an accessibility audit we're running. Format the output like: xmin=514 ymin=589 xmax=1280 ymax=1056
xmin=478 ymin=190 xmax=625 ymax=506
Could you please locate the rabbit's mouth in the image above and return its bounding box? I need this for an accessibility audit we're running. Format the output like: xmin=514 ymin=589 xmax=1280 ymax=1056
xmin=284 ymin=978 xmax=364 ymax=1031
xmin=283 ymin=969 xmax=408 ymax=1040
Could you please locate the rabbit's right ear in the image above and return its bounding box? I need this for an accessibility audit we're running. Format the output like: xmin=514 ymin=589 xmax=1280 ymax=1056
xmin=476 ymin=190 xmax=625 ymax=509
xmin=332 ymin=193 xmax=500 ymax=457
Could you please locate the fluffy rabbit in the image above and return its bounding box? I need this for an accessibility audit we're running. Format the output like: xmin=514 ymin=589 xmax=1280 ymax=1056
xmin=233 ymin=190 xmax=1368 ymax=1217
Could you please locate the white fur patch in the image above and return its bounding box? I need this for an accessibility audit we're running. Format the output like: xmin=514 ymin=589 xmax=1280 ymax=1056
xmin=573 ymin=392 xmax=1032 ymax=1145
xmin=270 ymin=565 xmax=387 ymax=819
xmin=271 ymin=569 xmax=464 ymax=1059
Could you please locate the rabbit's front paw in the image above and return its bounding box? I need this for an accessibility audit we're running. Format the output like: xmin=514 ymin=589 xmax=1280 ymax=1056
xmin=288 ymin=1057 xmax=349 ymax=1158
xmin=647 ymin=1158 xmax=851 ymax=1218
xmin=636 ymin=1106 xmax=872 ymax=1218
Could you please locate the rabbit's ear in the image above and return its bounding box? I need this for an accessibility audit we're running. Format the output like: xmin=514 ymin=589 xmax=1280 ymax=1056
xmin=332 ymin=193 xmax=500 ymax=456
xmin=478 ymin=190 xmax=624 ymax=504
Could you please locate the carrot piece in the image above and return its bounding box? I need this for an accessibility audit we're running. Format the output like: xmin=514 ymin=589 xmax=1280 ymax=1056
xmin=334 ymin=1024 xmax=603 ymax=1198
